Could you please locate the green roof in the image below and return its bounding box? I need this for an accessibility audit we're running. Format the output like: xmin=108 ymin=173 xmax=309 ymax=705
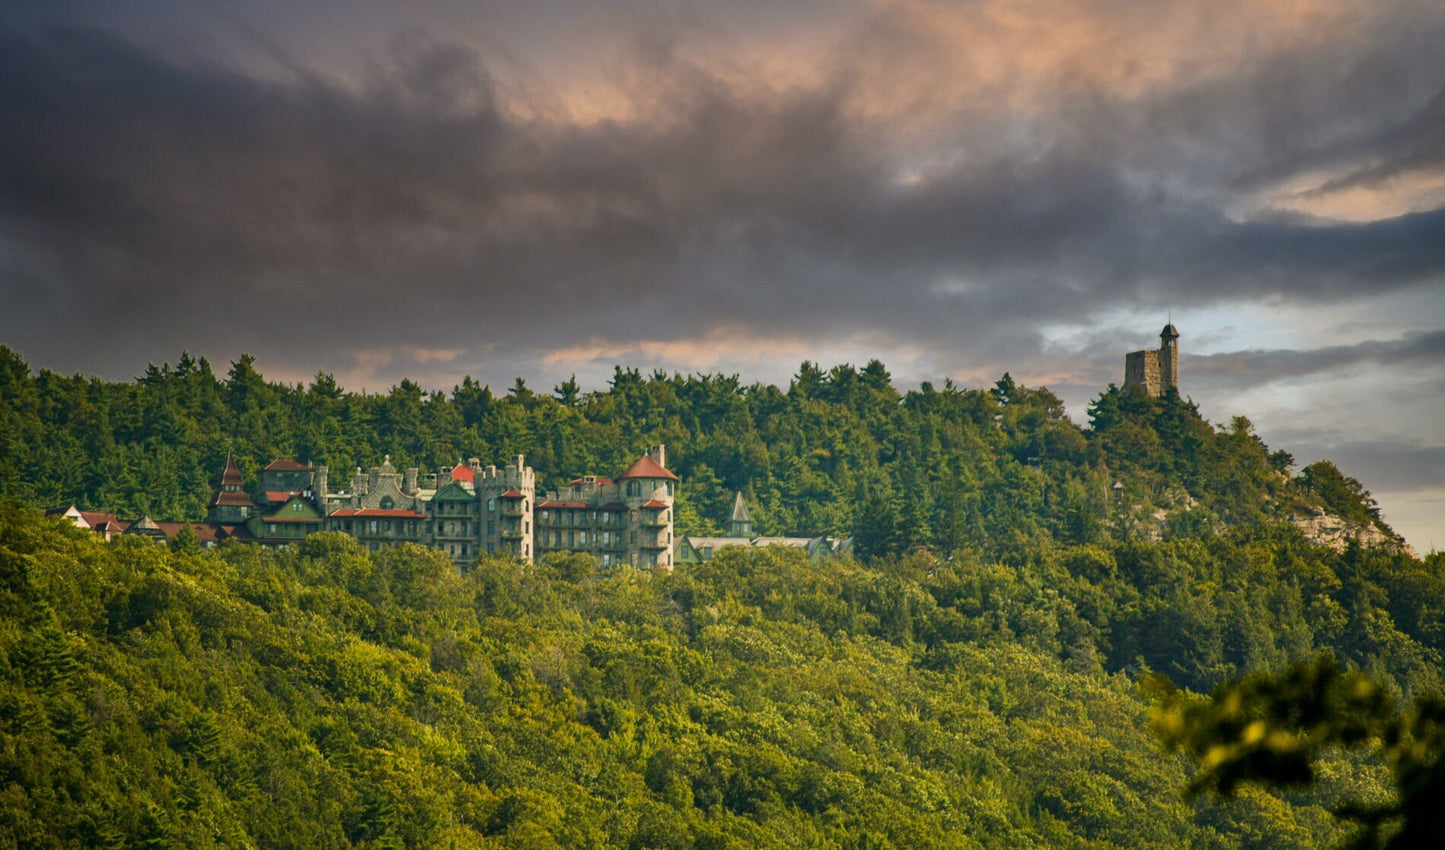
xmin=431 ymin=481 xmax=475 ymax=502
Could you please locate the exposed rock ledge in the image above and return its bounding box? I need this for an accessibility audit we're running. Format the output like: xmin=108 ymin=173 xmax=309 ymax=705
xmin=1291 ymin=511 xmax=1418 ymax=559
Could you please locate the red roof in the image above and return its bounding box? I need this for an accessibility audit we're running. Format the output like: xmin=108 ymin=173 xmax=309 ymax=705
xmin=499 ymin=490 xmax=525 ymax=499
xmin=80 ymin=511 xmax=123 ymax=531
xmin=329 ymin=508 xmax=428 ymax=518
xmin=571 ymin=477 xmax=612 ymax=485
xmin=451 ymin=464 xmax=475 ymax=483
xmin=220 ymin=451 xmax=244 ymax=486
xmin=153 ymin=522 xmax=225 ymax=543
xmin=265 ymin=490 xmax=301 ymax=503
xmin=538 ymin=501 xmax=588 ymax=509
xmin=617 ymin=454 xmax=678 ymax=481
xmin=641 ymin=500 xmax=670 ymax=509
xmin=264 ymin=459 xmax=311 ymax=471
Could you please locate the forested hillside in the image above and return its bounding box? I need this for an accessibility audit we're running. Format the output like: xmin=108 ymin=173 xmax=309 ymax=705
xmin=0 ymin=346 xmax=1405 ymax=555
xmin=4 ymin=508 xmax=1435 ymax=848
xmin=2 ymin=345 xmax=1442 ymax=846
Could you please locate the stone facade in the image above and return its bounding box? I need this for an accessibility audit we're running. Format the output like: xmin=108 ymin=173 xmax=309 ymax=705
xmin=194 ymin=447 xmax=672 ymax=568
xmin=1123 ymin=323 xmax=1179 ymax=397
xmin=535 ymin=446 xmax=676 ymax=569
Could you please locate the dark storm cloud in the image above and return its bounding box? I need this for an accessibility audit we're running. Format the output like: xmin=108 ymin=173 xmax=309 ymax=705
xmin=1189 ymin=329 xmax=1445 ymax=387
xmin=1 ymin=3 xmax=1444 ymax=383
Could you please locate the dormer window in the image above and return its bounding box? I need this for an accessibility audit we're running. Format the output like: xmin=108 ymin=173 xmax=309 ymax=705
xmin=380 ymin=496 xmax=394 ymax=510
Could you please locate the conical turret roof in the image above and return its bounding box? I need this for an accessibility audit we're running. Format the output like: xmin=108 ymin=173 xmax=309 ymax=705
xmin=618 ymin=454 xmax=679 ymax=481
xmin=220 ymin=451 xmax=244 ymax=486
xmin=730 ymin=492 xmax=752 ymax=524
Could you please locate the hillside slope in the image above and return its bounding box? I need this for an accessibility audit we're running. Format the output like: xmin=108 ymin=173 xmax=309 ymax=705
xmin=3 ymin=506 xmax=1441 ymax=847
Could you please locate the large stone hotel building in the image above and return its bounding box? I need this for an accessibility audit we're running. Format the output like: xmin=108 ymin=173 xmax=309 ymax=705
xmin=193 ymin=445 xmax=676 ymax=568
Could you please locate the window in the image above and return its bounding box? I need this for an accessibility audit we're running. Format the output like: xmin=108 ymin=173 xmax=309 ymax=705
xmin=487 ymin=498 xmax=495 ymax=512
xmin=380 ymin=496 xmax=394 ymax=510
xmin=579 ymin=531 xmax=587 ymax=545
xmin=540 ymin=509 xmax=550 ymax=521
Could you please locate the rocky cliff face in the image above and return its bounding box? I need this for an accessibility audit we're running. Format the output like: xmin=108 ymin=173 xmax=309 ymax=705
xmin=1291 ymin=510 xmax=1417 ymax=559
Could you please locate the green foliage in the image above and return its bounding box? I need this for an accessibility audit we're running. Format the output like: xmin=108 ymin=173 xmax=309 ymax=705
xmin=1 ymin=505 xmax=1415 ymax=847
xmin=1 ymin=346 xmax=1437 ymax=847
xmin=1150 ymin=656 xmax=1445 ymax=848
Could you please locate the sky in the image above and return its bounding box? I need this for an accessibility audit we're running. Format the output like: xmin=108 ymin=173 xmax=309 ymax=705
xmin=1 ymin=0 xmax=1442 ymax=551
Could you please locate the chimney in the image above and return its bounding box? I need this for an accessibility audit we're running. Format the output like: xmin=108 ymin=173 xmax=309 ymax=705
xmin=404 ymin=467 xmax=418 ymax=494
xmin=315 ymin=465 xmax=329 ymax=503
xmin=650 ymin=444 xmax=666 ymax=468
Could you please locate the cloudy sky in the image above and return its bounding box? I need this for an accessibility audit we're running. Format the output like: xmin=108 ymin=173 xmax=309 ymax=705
xmin=2 ymin=0 xmax=1442 ymax=550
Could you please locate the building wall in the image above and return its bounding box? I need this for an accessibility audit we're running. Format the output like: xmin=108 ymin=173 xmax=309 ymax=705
xmin=1124 ymin=349 xmax=1161 ymax=396
xmin=201 ymin=450 xmax=677 ymax=569
xmin=535 ymin=447 xmax=675 ymax=569
xmin=474 ymin=456 xmax=535 ymax=562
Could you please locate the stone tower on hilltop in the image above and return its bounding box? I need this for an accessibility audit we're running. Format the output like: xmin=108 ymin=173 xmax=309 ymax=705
xmin=1124 ymin=323 xmax=1179 ymax=397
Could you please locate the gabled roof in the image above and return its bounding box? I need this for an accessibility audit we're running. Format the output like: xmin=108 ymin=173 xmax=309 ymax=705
xmin=432 ymin=480 xmax=474 ymax=501
xmin=451 ymin=463 xmax=475 ymax=483
xmin=641 ymin=500 xmax=669 ymax=509
xmin=499 ymin=490 xmax=525 ymax=498
xmin=153 ymin=522 xmax=224 ymax=543
xmin=220 ymin=451 xmax=244 ymax=486
xmin=266 ymin=496 xmax=323 ymax=519
xmin=730 ymin=492 xmax=752 ymax=524
xmin=80 ymin=511 xmax=123 ymax=531
xmin=265 ymin=490 xmax=301 ymax=504
xmin=264 ymin=458 xmax=311 ymax=472
xmin=617 ymin=454 xmax=679 ymax=481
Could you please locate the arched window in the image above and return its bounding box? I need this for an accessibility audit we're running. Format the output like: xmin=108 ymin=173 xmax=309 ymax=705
xmin=380 ymin=496 xmax=394 ymax=510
